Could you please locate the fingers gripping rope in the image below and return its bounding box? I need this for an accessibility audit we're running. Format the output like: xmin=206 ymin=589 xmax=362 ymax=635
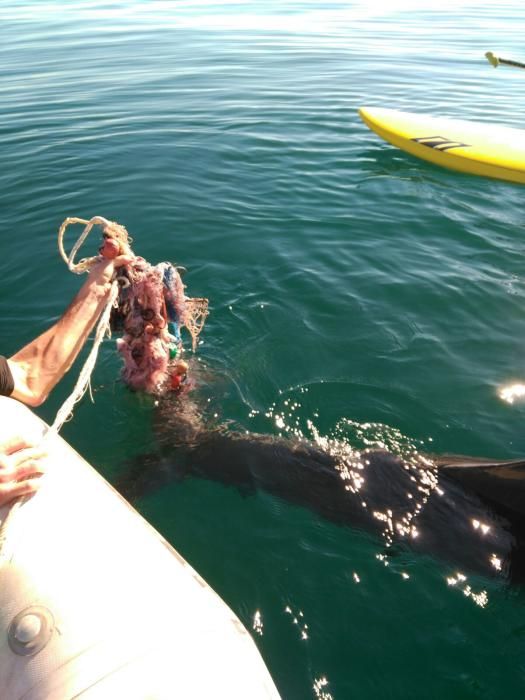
xmin=58 ymin=216 xmax=133 ymax=273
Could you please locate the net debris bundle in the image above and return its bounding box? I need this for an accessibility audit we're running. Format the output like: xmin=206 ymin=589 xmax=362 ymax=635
xmin=59 ymin=216 xmax=209 ymax=396
xmin=112 ymin=258 xmax=208 ymax=394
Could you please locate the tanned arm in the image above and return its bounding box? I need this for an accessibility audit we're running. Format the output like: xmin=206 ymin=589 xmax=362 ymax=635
xmin=7 ymin=254 xmax=131 ymax=407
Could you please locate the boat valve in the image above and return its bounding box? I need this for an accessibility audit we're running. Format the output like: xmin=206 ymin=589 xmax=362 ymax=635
xmin=8 ymin=605 xmax=54 ymax=656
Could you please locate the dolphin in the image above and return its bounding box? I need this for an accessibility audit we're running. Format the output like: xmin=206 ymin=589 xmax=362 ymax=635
xmin=117 ymin=395 xmax=525 ymax=584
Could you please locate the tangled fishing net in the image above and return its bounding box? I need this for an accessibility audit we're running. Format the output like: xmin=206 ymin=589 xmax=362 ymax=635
xmin=58 ymin=215 xmax=209 ymax=397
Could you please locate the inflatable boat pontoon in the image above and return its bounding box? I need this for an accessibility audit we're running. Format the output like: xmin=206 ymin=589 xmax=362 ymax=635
xmin=0 ymin=397 xmax=281 ymax=699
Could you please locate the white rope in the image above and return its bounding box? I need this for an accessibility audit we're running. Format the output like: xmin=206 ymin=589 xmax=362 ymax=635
xmin=51 ymin=215 xmax=121 ymax=432
xmin=58 ymin=216 xmax=114 ymax=273
xmin=48 ymin=280 xmax=119 ymax=434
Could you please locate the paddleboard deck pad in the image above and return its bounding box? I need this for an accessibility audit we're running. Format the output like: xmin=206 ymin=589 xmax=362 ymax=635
xmin=359 ymin=107 xmax=525 ymax=184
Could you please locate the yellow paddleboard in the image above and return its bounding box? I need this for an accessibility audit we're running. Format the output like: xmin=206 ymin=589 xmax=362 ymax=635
xmin=359 ymin=107 xmax=525 ymax=185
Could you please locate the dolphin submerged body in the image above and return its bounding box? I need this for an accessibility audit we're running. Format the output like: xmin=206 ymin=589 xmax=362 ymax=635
xmin=117 ymin=400 xmax=525 ymax=584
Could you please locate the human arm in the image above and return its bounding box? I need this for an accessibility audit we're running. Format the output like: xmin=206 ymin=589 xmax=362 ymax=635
xmin=7 ymin=254 xmax=132 ymax=407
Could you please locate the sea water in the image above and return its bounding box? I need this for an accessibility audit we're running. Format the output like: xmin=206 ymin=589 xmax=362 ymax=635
xmin=1 ymin=2 xmax=525 ymax=697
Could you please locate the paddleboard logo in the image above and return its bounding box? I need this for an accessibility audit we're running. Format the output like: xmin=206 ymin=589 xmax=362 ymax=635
xmin=412 ymin=135 xmax=470 ymax=152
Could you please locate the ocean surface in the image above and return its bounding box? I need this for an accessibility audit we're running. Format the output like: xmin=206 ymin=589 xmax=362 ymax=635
xmin=2 ymin=1 xmax=525 ymax=697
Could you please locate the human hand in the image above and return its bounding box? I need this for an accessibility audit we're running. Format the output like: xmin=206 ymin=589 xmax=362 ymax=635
xmin=0 ymin=436 xmax=46 ymax=508
xmin=87 ymin=252 xmax=134 ymax=290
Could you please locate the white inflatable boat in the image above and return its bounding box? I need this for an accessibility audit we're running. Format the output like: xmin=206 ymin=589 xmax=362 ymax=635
xmin=0 ymin=397 xmax=281 ymax=699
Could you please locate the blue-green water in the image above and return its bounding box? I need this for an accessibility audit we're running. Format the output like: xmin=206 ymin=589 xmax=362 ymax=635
xmin=2 ymin=2 xmax=525 ymax=697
